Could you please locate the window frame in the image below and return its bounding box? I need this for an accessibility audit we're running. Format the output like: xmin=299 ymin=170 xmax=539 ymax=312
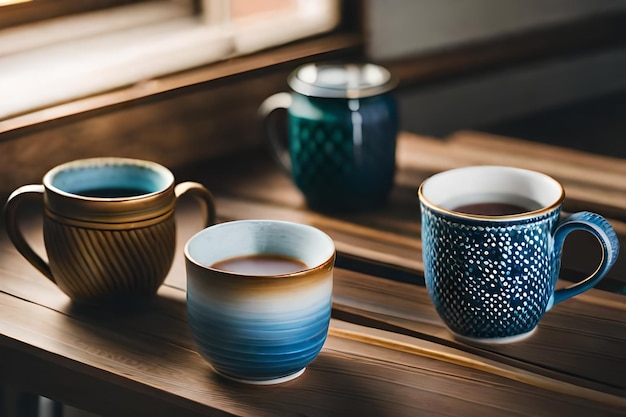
xmin=0 ymin=0 xmax=155 ymax=28
xmin=0 ymin=0 xmax=361 ymax=135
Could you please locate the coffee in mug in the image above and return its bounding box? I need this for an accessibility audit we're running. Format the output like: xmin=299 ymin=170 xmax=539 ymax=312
xmin=211 ymin=254 xmax=308 ymax=275
xmin=451 ymin=201 xmax=538 ymax=216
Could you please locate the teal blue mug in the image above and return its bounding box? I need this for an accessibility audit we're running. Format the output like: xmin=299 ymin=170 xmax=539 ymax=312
xmin=260 ymin=63 xmax=398 ymax=212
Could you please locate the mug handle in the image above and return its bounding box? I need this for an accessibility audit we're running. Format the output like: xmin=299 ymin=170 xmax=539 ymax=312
xmin=174 ymin=182 xmax=216 ymax=227
xmin=3 ymin=184 xmax=55 ymax=283
xmin=4 ymin=182 xmax=215 ymax=283
xmin=258 ymin=92 xmax=293 ymax=173
xmin=550 ymin=211 xmax=620 ymax=309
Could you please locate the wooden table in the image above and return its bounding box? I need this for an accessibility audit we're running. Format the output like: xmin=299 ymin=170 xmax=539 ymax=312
xmin=1 ymin=131 xmax=624 ymax=416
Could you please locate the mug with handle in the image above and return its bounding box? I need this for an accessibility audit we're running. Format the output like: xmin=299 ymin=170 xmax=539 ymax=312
xmin=4 ymin=157 xmax=216 ymax=304
xmin=260 ymin=62 xmax=398 ymax=212
xmin=418 ymin=165 xmax=620 ymax=343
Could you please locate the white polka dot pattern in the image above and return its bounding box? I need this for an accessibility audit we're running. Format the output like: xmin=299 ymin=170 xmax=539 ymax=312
xmin=421 ymin=204 xmax=561 ymax=339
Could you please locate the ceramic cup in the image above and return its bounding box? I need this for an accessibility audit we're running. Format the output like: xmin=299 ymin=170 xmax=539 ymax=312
xmin=259 ymin=62 xmax=398 ymax=212
xmin=4 ymin=157 xmax=215 ymax=304
xmin=418 ymin=166 xmax=619 ymax=343
xmin=185 ymin=219 xmax=335 ymax=384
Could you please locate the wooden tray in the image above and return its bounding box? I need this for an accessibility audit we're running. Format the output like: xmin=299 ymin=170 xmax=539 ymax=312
xmin=0 ymin=130 xmax=623 ymax=416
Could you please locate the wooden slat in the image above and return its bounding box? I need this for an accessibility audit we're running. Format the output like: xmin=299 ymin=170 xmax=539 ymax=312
xmin=178 ymin=131 xmax=626 ymax=291
xmin=177 ymin=130 xmax=626 ymax=395
xmin=220 ymin=197 xmax=421 ymax=265
xmin=4 ymin=203 xmax=624 ymax=398
xmin=0 ymin=33 xmax=363 ymax=138
xmin=395 ymin=133 xmax=626 ymax=287
xmin=1 ymin=197 xmax=624 ymax=409
xmin=0 ymin=285 xmax=624 ymax=417
xmin=397 ymin=132 xmax=626 ymax=221
xmin=328 ymin=321 xmax=626 ymax=408
xmin=0 ymin=130 xmax=624 ymax=416
xmin=331 ymin=268 xmax=626 ymax=397
xmin=446 ymin=130 xmax=626 ymax=175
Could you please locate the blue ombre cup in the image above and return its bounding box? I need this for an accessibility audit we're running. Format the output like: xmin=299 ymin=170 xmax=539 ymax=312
xmin=185 ymin=220 xmax=335 ymax=384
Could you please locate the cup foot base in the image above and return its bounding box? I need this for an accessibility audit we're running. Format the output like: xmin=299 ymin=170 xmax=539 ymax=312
xmin=451 ymin=328 xmax=537 ymax=345
xmin=213 ymin=368 xmax=306 ymax=385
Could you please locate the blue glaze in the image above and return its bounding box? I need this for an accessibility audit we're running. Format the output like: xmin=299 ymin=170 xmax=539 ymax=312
xmin=187 ymin=295 xmax=330 ymax=381
xmin=50 ymin=160 xmax=170 ymax=196
xmin=421 ymin=203 xmax=619 ymax=341
xmin=185 ymin=220 xmax=335 ymax=384
xmin=288 ymin=92 xmax=398 ymax=212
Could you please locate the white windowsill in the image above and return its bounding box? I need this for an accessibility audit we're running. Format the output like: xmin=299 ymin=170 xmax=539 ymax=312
xmin=0 ymin=0 xmax=339 ymax=120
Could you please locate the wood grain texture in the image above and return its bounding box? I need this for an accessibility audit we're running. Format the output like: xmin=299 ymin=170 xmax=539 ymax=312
xmin=0 ymin=33 xmax=363 ymax=138
xmin=0 ymin=288 xmax=624 ymax=417
xmin=399 ymin=131 xmax=626 ymax=221
xmin=0 ymin=131 xmax=624 ymax=416
xmin=330 ymin=269 xmax=626 ymax=397
xmin=177 ymin=131 xmax=626 ymax=291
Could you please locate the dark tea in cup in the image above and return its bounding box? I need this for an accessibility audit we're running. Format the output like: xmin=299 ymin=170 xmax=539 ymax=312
xmin=446 ymin=194 xmax=543 ymax=216
xmin=452 ymin=202 xmax=527 ymax=216
xmin=211 ymin=254 xmax=307 ymax=275
xmin=75 ymin=187 xmax=152 ymax=198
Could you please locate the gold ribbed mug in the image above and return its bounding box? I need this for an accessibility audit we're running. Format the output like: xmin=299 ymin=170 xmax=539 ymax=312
xmin=4 ymin=157 xmax=216 ymax=304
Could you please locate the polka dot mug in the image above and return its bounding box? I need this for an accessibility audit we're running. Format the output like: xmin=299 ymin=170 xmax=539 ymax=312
xmin=259 ymin=62 xmax=398 ymax=213
xmin=419 ymin=166 xmax=619 ymax=343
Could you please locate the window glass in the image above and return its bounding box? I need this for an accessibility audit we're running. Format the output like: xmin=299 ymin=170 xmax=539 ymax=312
xmin=0 ymin=0 xmax=340 ymax=120
xmin=0 ymin=0 xmax=151 ymax=28
xmin=0 ymin=0 xmax=32 ymax=5
xmin=231 ymin=0 xmax=296 ymax=19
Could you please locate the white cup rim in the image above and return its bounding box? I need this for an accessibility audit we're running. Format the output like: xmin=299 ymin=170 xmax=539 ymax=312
xmin=184 ymin=219 xmax=336 ymax=278
xmin=418 ymin=165 xmax=565 ymax=221
xmin=40 ymin=157 xmax=176 ymax=224
xmin=44 ymin=157 xmax=173 ymax=200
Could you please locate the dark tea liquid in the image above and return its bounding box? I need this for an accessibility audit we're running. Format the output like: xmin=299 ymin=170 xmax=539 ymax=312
xmin=452 ymin=202 xmax=530 ymax=216
xmin=211 ymin=254 xmax=308 ymax=275
xmin=76 ymin=187 xmax=152 ymax=198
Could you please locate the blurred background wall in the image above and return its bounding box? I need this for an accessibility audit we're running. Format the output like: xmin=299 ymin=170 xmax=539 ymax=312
xmin=365 ymin=0 xmax=626 ymax=146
